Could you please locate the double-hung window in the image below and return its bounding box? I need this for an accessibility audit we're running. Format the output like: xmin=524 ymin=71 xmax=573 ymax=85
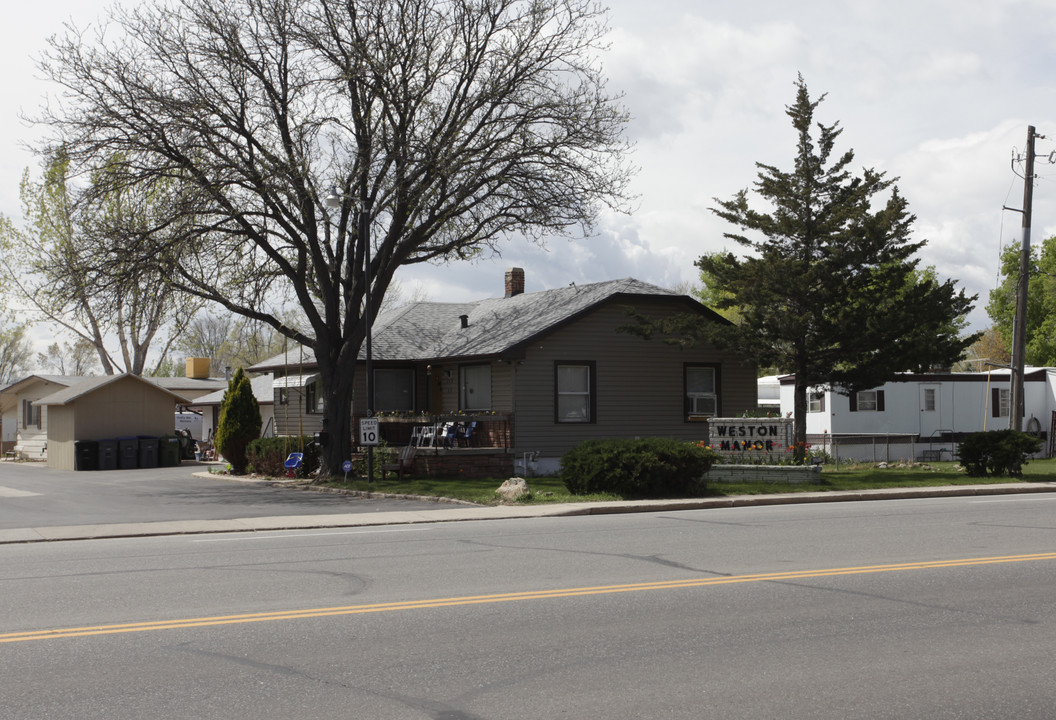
xmin=305 ymin=381 xmax=324 ymax=414
xmin=850 ymin=390 xmax=885 ymax=412
xmin=993 ymin=387 xmax=1010 ymax=418
xmin=22 ymin=399 xmax=40 ymax=429
xmin=685 ymin=364 xmax=719 ymax=420
xmin=555 ymin=362 xmax=595 ymax=423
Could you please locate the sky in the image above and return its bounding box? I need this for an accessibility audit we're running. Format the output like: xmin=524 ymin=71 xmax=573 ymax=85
xmin=4 ymin=0 xmax=1056 ymax=348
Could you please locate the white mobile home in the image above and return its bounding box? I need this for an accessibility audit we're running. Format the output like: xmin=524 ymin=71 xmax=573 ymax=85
xmin=776 ymin=369 xmax=1056 ymax=462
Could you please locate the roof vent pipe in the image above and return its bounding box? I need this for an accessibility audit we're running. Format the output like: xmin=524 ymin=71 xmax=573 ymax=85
xmin=460 ymin=314 xmax=469 ymax=329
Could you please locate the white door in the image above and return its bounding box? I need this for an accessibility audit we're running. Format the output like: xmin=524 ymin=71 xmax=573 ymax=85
xmin=919 ymin=384 xmax=941 ymax=438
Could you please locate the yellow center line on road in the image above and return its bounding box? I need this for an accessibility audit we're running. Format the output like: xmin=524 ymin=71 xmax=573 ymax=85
xmin=5 ymin=551 xmax=1056 ymax=643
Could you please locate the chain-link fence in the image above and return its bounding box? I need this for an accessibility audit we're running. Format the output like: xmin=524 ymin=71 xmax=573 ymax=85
xmin=807 ymin=433 xmax=958 ymax=467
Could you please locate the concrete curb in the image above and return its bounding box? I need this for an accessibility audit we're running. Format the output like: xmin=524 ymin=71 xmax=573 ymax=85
xmin=3 ymin=481 xmax=1056 ymax=545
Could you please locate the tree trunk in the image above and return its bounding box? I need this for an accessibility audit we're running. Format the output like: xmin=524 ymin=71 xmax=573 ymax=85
xmin=317 ymin=349 xmax=357 ymax=480
xmin=793 ymin=374 xmax=808 ymax=464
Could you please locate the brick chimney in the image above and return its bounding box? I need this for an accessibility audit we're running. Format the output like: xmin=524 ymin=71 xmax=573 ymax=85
xmin=185 ymin=357 xmax=211 ymax=379
xmin=505 ymin=267 xmax=525 ymax=298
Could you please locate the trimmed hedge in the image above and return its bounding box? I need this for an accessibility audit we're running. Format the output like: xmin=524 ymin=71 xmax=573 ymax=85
xmin=957 ymin=429 xmax=1041 ymax=478
xmin=246 ymin=436 xmax=321 ymax=478
xmin=561 ymin=437 xmax=716 ymax=499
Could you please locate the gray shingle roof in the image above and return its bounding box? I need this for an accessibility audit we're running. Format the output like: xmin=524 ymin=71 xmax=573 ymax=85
xmin=250 ymin=277 xmax=702 ymax=370
xmin=190 ymin=374 xmax=275 ymax=406
xmin=35 ymin=374 xmax=190 ymax=406
xmin=0 ymin=374 xmax=87 ymax=395
xmin=375 ymin=277 xmax=680 ymax=360
xmin=150 ymin=376 xmax=229 ymax=393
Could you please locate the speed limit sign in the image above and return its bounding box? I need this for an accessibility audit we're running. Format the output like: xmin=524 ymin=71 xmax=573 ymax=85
xmin=359 ymin=417 xmax=380 ymax=446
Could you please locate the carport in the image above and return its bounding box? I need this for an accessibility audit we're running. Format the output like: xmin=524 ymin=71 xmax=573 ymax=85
xmin=35 ymin=374 xmax=190 ymax=471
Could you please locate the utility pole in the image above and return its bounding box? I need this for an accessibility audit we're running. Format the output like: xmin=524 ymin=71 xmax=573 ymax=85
xmin=1010 ymin=125 xmax=1041 ymax=431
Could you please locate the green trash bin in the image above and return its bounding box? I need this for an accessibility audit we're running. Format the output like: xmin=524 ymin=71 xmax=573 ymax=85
xmin=158 ymin=435 xmax=180 ymax=467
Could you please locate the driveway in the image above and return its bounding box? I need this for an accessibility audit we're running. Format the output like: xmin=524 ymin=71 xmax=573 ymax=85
xmin=0 ymin=461 xmax=451 ymax=530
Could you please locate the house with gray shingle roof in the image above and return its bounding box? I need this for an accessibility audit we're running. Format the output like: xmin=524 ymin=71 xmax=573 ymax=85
xmin=188 ymin=374 xmax=276 ymax=442
xmin=250 ymin=268 xmax=758 ymax=475
xmin=0 ymin=375 xmax=87 ymax=459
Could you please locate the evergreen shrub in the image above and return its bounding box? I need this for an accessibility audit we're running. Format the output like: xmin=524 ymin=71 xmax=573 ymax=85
xmin=561 ymin=437 xmax=716 ymax=499
xmin=957 ymin=429 xmax=1041 ymax=478
xmin=214 ymin=367 xmax=262 ymax=474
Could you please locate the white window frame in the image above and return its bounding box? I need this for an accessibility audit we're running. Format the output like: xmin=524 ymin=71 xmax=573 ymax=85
xmin=856 ymin=390 xmax=878 ymax=412
xmin=556 ymin=363 xmax=594 ymax=423
xmin=22 ymin=399 xmax=40 ymax=429
xmin=923 ymin=388 xmax=937 ymax=412
xmin=685 ymin=365 xmax=719 ymax=419
xmin=997 ymin=388 xmax=1010 ymax=418
xmin=305 ymin=381 xmax=324 ymax=414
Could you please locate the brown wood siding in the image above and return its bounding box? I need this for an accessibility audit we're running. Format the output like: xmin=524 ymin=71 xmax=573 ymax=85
xmin=492 ymin=362 xmax=514 ymax=412
xmin=512 ymin=301 xmax=757 ymax=457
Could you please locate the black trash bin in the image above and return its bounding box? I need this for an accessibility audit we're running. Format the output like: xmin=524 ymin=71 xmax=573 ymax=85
xmin=118 ymin=436 xmax=139 ymax=469
xmin=158 ymin=435 xmax=180 ymax=467
xmin=137 ymin=435 xmax=159 ymax=469
xmin=97 ymin=439 xmax=118 ymax=470
xmin=74 ymin=440 xmax=99 ymax=471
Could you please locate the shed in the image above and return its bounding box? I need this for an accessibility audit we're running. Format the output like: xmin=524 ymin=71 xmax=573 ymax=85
xmin=35 ymin=374 xmax=190 ymax=471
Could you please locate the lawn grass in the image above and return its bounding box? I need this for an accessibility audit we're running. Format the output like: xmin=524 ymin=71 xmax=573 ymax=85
xmin=704 ymin=458 xmax=1056 ymax=496
xmin=318 ymin=457 xmax=1056 ymax=505
xmin=320 ymin=474 xmax=621 ymax=505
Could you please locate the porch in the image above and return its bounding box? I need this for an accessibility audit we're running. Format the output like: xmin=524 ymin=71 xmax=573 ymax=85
xmin=360 ymin=413 xmax=513 ymax=450
xmin=354 ymin=414 xmax=515 ymax=479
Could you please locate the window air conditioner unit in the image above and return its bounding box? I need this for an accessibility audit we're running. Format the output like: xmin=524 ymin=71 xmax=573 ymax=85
xmin=691 ymin=396 xmax=716 ymax=415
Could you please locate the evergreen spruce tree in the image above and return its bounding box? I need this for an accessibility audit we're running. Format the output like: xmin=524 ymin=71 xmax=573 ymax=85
xmin=631 ymin=77 xmax=976 ymax=461
xmin=214 ymin=367 xmax=261 ymax=475
xmin=704 ymin=77 xmax=976 ymax=459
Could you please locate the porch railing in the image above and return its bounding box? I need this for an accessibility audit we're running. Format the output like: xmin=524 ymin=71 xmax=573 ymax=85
xmin=355 ymin=413 xmax=512 ymax=450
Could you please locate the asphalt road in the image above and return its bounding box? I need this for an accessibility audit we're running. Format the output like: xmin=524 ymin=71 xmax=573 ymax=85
xmin=0 ymin=462 xmax=448 ymax=529
xmin=4 ymin=494 xmax=1056 ymax=718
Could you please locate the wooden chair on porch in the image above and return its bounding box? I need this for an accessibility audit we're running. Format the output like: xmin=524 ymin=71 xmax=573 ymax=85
xmin=382 ymin=444 xmax=417 ymax=480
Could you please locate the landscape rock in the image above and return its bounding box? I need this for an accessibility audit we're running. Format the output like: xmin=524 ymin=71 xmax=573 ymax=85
xmin=496 ymin=477 xmax=529 ymax=502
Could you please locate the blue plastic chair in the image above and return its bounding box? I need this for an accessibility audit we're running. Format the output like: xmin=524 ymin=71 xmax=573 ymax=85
xmin=458 ymin=421 xmax=477 ymax=447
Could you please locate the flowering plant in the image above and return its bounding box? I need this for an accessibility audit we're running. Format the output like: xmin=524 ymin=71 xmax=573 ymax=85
xmin=697 ymin=439 xmax=805 ymax=466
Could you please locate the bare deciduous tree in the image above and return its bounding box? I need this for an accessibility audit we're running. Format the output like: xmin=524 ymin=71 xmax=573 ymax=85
xmin=36 ymin=338 xmax=100 ymax=376
xmin=0 ymin=152 xmax=192 ymax=375
xmin=36 ymin=0 xmax=632 ymax=475
xmin=0 ymin=320 xmax=34 ymax=384
xmin=179 ymin=312 xmax=288 ymax=374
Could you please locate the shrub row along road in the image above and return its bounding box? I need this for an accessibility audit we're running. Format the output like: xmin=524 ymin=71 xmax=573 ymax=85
xmin=3 ymin=494 xmax=1056 ymax=718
